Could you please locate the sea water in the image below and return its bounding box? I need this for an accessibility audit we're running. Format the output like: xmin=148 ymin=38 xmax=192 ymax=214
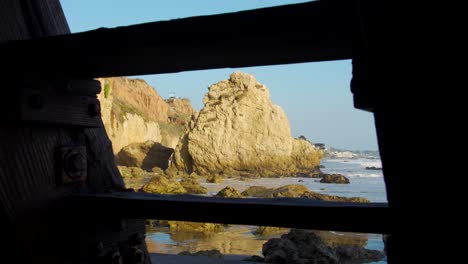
xmin=147 ymin=158 xmax=388 ymax=263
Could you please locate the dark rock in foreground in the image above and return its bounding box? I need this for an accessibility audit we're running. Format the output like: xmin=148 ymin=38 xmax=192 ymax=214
xmin=263 ymin=230 xmax=338 ymax=264
xmin=335 ymin=245 xmax=385 ymax=263
xmin=320 ymin=174 xmax=350 ymax=184
xmin=263 ymin=229 xmax=385 ymax=264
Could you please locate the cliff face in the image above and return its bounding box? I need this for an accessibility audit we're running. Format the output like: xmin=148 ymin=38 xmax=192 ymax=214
xmin=97 ymin=85 xmax=160 ymax=153
xmin=166 ymin=98 xmax=194 ymax=124
xmin=170 ymin=72 xmax=322 ymax=177
xmin=98 ymin=77 xmax=189 ymax=154
xmin=105 ymin=77 xmax=170 ymax=122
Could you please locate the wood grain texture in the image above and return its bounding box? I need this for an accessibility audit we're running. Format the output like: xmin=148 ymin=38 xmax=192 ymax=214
xmin=0 ymin=0 xmax=366 ymax=79
xmin=0 ymin=1 xmax=150 ymax=263
xmin=61 ymin=192 xmax=391 ymax=234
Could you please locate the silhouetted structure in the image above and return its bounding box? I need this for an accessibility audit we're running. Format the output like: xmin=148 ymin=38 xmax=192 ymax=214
xmin=0 ymin=0 xmax=417 ymax=263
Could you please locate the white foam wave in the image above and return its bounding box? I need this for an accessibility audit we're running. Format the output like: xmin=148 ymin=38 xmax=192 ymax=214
xmin=346 ymin=173 xmax=383 ymax=178
xmin=324 ymin=158 xmax=382 ymax=168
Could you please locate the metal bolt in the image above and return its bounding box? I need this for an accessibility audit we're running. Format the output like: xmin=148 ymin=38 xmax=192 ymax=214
xmin=88 ymin=103 xmax=101 ymax=117
xmin=64 ymin=151 xmax=86 ymax=179
xmin=28 ymin=94 xmax=43 ymax=109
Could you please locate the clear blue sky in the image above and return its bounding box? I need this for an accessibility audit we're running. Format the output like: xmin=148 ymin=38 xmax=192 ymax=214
xmin=60 ymin=0 xmax=378 ymax=151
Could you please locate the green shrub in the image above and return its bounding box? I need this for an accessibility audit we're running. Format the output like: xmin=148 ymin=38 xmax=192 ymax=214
xmin=104 ymin=80 xmax=111 ymax=98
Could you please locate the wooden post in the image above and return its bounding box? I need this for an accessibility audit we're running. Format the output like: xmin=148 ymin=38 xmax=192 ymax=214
xmin=0 ymin=1 xmax=150 ymax=263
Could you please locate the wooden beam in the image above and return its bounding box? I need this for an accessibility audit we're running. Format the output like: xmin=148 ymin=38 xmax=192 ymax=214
xmin=1 ymin=0 xmax=366 ymax=79
xmin=59 ymin=192 xmax=391 ymax=234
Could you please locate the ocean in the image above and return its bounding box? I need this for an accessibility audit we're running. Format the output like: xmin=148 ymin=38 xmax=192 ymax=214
xmin=146 ymin=158 xmax=387 ymax=263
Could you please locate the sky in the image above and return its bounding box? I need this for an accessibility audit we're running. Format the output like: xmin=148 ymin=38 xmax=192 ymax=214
xmin=60 ymin=0 xmax=378 ymax=151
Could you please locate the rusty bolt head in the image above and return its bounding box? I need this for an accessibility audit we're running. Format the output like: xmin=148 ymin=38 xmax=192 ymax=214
xmin=64 ymin=151 xmax=86 ymax=179
xmin=88 ymin=103 xmax=101 ymax=117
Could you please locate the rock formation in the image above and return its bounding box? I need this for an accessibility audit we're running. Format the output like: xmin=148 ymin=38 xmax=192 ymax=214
xmin=115 ymin=140 xmax=174 ymax=171
xmin=166 ymin=98 xmax=195 ymax=125
xmin=180 ymin=176 xmax=208 ymax=194
xmin=103 ymin=77 xmax=170 ymax=122
xmin=142 ymin=175 xmax=186 ymax=194
xmin=170 ymin=72 xmax=322 ymax=177
xmin=215 ymin=187 xmax=243 ymax=198
xmin=97 ymin=77 xmax=192 ymax=154
xmin=262 ymin=229 xmax=385 ymax=264
xmin=240 ymin=185 xmax=369 ymax=203
xmin=319 ymin=174 xmax=350 ymax=184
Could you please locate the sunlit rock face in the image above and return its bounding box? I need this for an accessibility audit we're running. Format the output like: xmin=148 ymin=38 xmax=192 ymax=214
xmin=170 ymin=72 xmax=322 ymax=177
xmin=98 ymin=78 xmax=164 ymax=154
xmin=97 ymin=77 xmax=192 ymax=153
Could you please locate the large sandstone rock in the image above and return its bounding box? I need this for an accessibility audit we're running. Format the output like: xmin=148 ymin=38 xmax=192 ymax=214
xmin=263 ymin=229 xmax=385 ymax=264
xmin=115 ymin=140 xmax=174 ymax=171
xmin=170 ymin=72 xmax=322 ymax=177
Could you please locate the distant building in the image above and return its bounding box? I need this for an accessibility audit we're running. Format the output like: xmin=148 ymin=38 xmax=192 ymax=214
xmin=314 ymin=143 xmax=326 ymax=150
xmin=168 ymin=90 xmax=177 ymax=99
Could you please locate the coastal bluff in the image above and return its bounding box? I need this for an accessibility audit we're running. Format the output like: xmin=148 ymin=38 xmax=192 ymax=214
xmin=97 ymin=77 xmax=193 ymax=154
xmin=170 ymin=72 xmax=322 ymax=177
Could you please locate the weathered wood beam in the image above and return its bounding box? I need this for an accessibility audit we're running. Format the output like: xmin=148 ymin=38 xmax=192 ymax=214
xmin=1 ymin=0 xmax=367 ymax=79
xmin=59 ymin=192 xmax=391 ymax=234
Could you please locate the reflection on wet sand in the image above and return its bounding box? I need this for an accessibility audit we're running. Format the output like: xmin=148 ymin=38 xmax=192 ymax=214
xmin=147 ymin=225 xmax=268 ymax=256
xmin=146 ymin=225 xmax=371 ymax=257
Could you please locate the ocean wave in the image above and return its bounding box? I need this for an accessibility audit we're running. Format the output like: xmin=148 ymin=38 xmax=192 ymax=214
xmin=323 ymin=158 xmax=382 ymax=168
xmin=345 ymin=173 xmax=383 ymax=178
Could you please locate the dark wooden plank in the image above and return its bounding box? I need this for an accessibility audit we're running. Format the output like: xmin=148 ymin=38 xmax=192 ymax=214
xmin=0 ymin=1 xmax=150 ymax=263
xmin=19 ymin=92 xmax=103 ymax=127
xmin=1 ymin=0 xmax=371 ymax=79
xmin=59 ymin=192 xmax=391 ymax=234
